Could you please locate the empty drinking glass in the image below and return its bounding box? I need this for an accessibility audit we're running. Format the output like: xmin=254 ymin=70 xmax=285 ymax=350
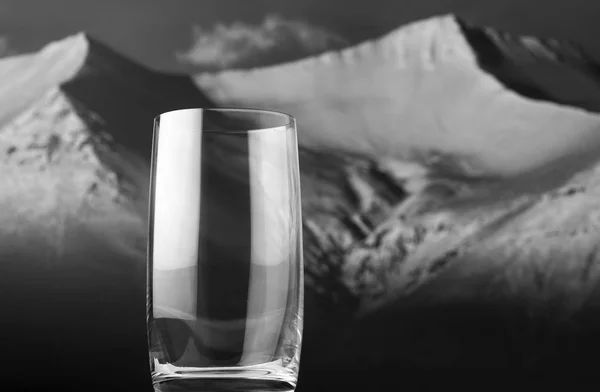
xmin=147 ymin=108 xmax=304 ymax=392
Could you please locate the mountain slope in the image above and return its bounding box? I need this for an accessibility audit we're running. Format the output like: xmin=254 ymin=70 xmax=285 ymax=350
xmin=0 ymin=33 xmax=212 ymax=391
xmin=0 ymin=32 xmax=212 ymax=244
xmin=194 ymin=14 xmax=600 ymax=183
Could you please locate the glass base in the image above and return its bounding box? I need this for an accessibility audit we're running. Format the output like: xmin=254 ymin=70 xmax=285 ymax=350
xmin=152 ymin=360 xmax=297 ymax=392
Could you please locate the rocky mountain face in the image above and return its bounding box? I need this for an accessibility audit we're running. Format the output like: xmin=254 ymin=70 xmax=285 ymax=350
xmin=3 ymin=14 xmax=600 ymax=391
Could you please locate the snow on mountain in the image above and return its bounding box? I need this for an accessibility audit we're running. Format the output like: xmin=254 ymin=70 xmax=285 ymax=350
xmin=0 ymin=33 xmax=212 ymax=258
xmin=194 ymin=14 xmax=600 ymax=186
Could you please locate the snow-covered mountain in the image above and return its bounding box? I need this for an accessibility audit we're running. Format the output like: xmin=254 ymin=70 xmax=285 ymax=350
xmin=195 ymin=15 xmax=600 ymax=184
xmin=194 ymin=14 xmax=600 ymax=372
xmin=3 ymin=14 xmax=600 ymax=390
xmin=0 ymin=32 xmax=213 ymax=264
xmin=0 ymin=33 xmax=212 ymax=391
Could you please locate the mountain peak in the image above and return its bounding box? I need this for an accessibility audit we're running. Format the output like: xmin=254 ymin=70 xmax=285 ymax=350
xmin=33 ymin=31 xmax=137 ymax=68
xmin=344 ymin=14 xmax=478 ymax=70
xmin=0 ymin=32 xmax=211 ymax=143
xmin=0 ymin=31 xmax=213 ymax=276
xmin=194 ymin=12 xmax=600 ymax=180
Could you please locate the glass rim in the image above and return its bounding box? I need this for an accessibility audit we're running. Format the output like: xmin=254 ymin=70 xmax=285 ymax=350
xmin=154 ymin=107 xmax=296 ymax=134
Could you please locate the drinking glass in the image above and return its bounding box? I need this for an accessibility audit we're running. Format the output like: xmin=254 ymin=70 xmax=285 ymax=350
xmin=146 ymin=108 xmax=304 ymax=392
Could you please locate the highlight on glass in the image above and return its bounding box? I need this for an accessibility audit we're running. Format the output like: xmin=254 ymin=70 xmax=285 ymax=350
xmin=146 ymin=108 xmax=304 ymax=392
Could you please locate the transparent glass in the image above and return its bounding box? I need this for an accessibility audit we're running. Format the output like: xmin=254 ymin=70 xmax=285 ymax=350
xmin=146 ymin=108 xmax=304 ymax=392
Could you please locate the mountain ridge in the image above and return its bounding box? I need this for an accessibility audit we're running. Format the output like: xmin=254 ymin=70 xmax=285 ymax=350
xmin=0 ymin=31 xmax=213 ymax=133
xmin=190 ymin=13 xmax=600 ymax=114
xmin=194 ymin=14 xmax=600 ymax=185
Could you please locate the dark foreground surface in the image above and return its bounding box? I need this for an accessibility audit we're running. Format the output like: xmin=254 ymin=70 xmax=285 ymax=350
xmin=4 ymin=250 xmax=600 ymax=392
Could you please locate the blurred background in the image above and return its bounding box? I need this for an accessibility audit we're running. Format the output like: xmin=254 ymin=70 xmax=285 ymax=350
xmin=4 ymin=1 xmax=600 ymax=391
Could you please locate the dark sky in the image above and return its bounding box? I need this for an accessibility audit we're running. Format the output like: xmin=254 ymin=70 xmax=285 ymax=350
xmin=1 ymin=0 xmax=599 ymax=72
